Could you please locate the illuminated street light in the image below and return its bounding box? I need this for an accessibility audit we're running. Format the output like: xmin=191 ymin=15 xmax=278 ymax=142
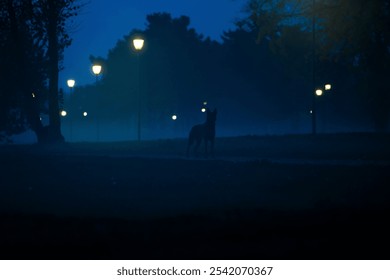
xmin=315 ymin=89 xmax=323 ymax=96
xmin=83 ymin=112 xmax=88 ymax=117
xmin=132 ymin=36 xmax=145 ymax=142
xmin=325 ymin=84 xmax=332 ymax=91
xmin=92 ymin=64 xmax=102 ymax=84
xmin=133 ymin=38 xmax=144 ymax=51
xmin=92 ymin=65 xmax=102 ymax=76
xmin=67 ymin=79 xmax=75 ymax=88
xmin=60 ymin=110 xmax=67 ymax=117
xmin=172 ymin=115 xmax=177 ymax=121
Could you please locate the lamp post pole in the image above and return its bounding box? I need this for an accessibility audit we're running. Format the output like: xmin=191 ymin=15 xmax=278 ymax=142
xmin=132 ymin=38 xmax=144 ymax=142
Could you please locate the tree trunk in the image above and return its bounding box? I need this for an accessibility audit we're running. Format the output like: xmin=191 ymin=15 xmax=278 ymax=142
xmin=46 ymin=0 xmax=64 ymax=143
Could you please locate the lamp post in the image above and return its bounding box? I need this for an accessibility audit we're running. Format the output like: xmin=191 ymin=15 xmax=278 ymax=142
xmin=311 ymin=83 xmax=332 ymax=133
xmin=67 ymin=79 xmax=75 ymax=141
xmin=132 ymin=37 xmax=144 ymax=142
xmin=92 ymin=65 xmax=102 ymax=81
xmin=92 ymin=64 xmax=102 ymax=141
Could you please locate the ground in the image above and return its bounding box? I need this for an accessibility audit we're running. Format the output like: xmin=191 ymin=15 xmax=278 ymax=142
xmin=0 ymin=133 xmax=389 ymax=259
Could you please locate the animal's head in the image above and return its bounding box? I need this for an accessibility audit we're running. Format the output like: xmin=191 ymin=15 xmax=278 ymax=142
xmin=206 ymin=108 xmax=217 ymax=124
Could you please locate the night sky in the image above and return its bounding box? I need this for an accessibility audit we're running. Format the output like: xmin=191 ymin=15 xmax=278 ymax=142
xmin=59 ymin=0 xmax=244 ymax=88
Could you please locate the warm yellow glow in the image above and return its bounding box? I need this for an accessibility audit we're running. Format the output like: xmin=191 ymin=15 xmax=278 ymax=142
xmin=172 ymin=115 xmax=177 ymax=120
xmin=315 ymin=89 xmax=323 ymax=96
xmin=133 ymin=38 xmax=144 ymax=51
xmin=67 ymin=79 xmax=75 ymax=88
xmin=60 ymin=110 xmax=67 ymax=117
xmin=201 ymin=108 xmax=206 ymax=113
xmin=325 ymin=84 xmax=332 ymax=90
xmin=92 ymin=65 xmax=102 ymax=75
xmin=83 ymin=112 xmax=88 ymax=117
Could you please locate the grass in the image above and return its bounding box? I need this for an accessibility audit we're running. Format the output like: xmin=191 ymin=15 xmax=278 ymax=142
xmin=0 ymin=133 xmax=389 ymax=259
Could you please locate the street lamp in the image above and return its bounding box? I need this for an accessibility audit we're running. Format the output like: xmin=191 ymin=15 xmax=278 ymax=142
xmin=315 ymin=89 xmax=323 ymax=96
xmin=92 ymin=65 xmax=102 ymax=80
xmin=67 ymin=79 xmax=75 ymax=89
xmin=67 ymin=79 xmax=76 ymax=141
xmin=312 ymin=83 xmax=332 ymax=132
xmin=133 ymin=38 xmax=144 ymax=51
xmin=92 ymin=64 xmax=102 ymax=141
xmin=132 ymin=37 xmax=144 ymax=142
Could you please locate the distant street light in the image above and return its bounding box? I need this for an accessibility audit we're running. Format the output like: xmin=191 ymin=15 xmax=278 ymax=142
xmin=201 ymin=108 xmax=206 ymax=113
xmin=60 ymin=110 xmax=67 ymax=117
xmin=132 ymin=37 xmax=144 ymax=142
xmin=92 ymin=64 xmax=102 ymax=141
xmin=83 ymin=112 xmax=88 ymax=117
xmin=172 ymin=115 xmax=177 ymax=121
xmin=312 ymin=83 xmax=332 ymax=133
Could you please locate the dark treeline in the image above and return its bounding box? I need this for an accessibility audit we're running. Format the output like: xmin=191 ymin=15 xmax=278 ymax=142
xmin=1 ymin=0 xmax=390 ymax=142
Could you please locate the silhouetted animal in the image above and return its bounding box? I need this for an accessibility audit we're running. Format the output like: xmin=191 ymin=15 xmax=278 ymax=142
xmin=187 ymin=108 xmax=217 ymax=157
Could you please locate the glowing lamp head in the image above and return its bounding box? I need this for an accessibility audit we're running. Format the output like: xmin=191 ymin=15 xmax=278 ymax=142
xmin=172 ymin=115 xmax=177 ymax=120
xmin=133 ymin=38 xmax=144 ymax=51
xmin=67 ymin=79 xmax=75 ymax=88
xmin=92 ymin=65 xmax=102 ymax=75
xmin=83 ymin=112 xmax=88 ymax=117
xmin=201 ymin=108 xmax=206 ymax=113
xmin=325 ymin=84 xmax=332 ymax=91
xmin=315 ymin=89 xmax=323 ymax=96
xmin=60 ymin=110 xmax=67 ymax=117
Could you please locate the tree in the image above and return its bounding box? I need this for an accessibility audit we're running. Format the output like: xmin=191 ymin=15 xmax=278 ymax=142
xmin=0 ymin=0 xmax=47 ymax=141
xmin=245 ymin=0 xmax=390 ymax=131
xmin=317 ymin=0 xmax=390 ymax=131
xmin=33 ymin=0 xmax=81 ymax=142
xmin=0 ymin=0 xmax=81 ymax=143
